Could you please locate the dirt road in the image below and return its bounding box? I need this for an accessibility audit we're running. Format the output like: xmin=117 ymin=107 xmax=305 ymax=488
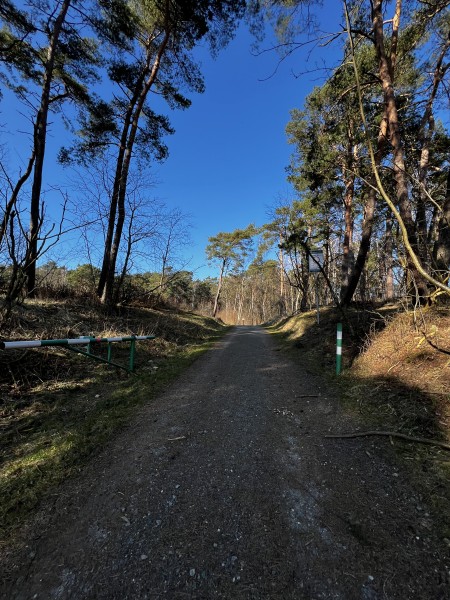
xmin=1 ymin=326 xmax=449 ymax=599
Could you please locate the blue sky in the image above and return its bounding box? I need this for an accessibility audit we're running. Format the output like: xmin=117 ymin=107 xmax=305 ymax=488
xmin=154 ymin=14 xmax=342 ymax=278
xmin=1 ymin=3 xmax=343 ymax=279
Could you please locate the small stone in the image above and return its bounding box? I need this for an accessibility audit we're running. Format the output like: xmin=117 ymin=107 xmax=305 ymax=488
xmin=393 ymin=472 xmax=399 ymax=477
xmin=368 ymin=575 xmax=374 ymax=582
xmin=140 ymin=554 xmax=148 ymax=560
xmin=189 ymin=568 xmax=196 ymax=577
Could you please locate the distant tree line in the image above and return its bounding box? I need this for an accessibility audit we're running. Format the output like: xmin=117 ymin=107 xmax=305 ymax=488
xmin=0 ymin=259 xmax=216 ymax=313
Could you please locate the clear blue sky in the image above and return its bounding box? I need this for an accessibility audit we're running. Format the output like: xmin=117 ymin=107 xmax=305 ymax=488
xmin=1 ymin=4 xmax=343 ymax=279
xmin=154 ymin=12 xmax=342 ymax=278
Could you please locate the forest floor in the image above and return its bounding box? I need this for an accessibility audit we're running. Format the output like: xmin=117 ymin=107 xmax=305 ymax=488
xmin=1 ymin=309 xmax=449 ymax=599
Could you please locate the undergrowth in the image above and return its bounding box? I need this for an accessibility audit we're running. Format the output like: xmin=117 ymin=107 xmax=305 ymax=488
xmin=0 ymin=300 xmax=227 ymax=544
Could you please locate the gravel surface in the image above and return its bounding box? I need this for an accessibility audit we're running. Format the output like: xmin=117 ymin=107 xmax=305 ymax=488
xmin=1 ymin=326 xmax=449 ymax=599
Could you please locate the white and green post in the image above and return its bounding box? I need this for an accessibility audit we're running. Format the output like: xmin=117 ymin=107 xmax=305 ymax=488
xmin=336 ymin=323 xmax=343 ymax=375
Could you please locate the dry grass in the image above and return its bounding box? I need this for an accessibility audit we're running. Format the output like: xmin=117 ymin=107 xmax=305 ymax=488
xmin=349 ymin=306 xmax=450 ymax=436
xmin=354 ymin=307 xmax=449 ymax=393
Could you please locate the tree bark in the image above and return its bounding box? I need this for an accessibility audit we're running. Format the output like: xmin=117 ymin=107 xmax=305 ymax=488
xmin=384 ymin=211 xmax=395 ymax=300
xmin=372 ymin=0 xmax=429 ymax=302
xmin=26 ymin=0 xmax=71 ymax=297
xmin=340 ymin=123 xmax=356 ymax=300
xmin=417 ymin=33 xmax=450 ymax=265
xmin=100 ymin=29 xmax=170 ymax=306
xmin=433 ymin=169 xmax=450 ymax=277
xmin=213 ymin=260 xmax=226 ymax=318
xmin=342 ymin=113 xmax=388 ymax=305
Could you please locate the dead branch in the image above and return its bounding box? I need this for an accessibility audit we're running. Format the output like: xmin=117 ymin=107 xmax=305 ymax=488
xmin=325 ymin=430 xmax=450 ymax=451
xmin=421 ymin=331 xmax=450 ymax=356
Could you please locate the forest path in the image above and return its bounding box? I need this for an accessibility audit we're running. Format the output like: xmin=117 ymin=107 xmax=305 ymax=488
xmin=1 ymin=326 xmax=448 ymax=599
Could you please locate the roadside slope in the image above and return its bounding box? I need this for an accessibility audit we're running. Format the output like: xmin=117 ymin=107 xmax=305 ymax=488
xmin=0 ymin=301 xmax=226 ymax=541
xmin=270 ymin=305 xmax=450 ymax=540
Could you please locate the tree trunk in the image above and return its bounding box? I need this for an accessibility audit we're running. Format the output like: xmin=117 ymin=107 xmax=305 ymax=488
xmin=342 ymin=113 xmax=389 ymax=305
xmin=114 ymin=205 xmax=136 ymax=304
xmin=384 ymin=211 xmax=395 ymax=301
xmin=372 ymin=0 xmax=429 ymax=302
xmin=300 ymin=254 xmax=309 ymax=311
xmin=433 ymin=170 xmax=450 ymax=277
xmin=340 ymin=129 xmax=356 ymax=300
xmin=213 ymin=260 xmax=225 ymax=318
xmin=278 ymin=240 xmax=286 ymax=315
xmin=26 ymin=0 xmax=71 ymax=297
xmin=97 ymin=111 xmax=133 ymax=299
xmin=417 ymin=34 xmax=450 ymax=266
xmin=99 ymin=28 xmax=170 ymax=305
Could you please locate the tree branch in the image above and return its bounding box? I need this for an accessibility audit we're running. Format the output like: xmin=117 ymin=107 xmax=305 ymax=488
xmin=325 ymin=430 xmax=450 ymax=450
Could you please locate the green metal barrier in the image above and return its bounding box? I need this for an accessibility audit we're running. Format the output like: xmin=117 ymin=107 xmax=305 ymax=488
xmin=0 ymin=335 xmax=156 ymax=373
xmin=336 ymin=323 xmax=343 ymax=375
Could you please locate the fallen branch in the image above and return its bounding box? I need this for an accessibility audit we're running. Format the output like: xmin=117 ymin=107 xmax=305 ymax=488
xmin=421 ymin=332 xmax=450 ymax=356
xmin=325 ymin=430 xmax=450 ymax=451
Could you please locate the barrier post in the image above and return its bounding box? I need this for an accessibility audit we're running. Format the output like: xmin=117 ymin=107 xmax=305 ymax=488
xmin=336 ymin=323 xmax=343 ymax=375
xmin=129 ymin=337 xmax=136 ymax=372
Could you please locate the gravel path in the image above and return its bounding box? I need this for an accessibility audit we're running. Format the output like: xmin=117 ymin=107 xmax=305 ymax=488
xmin=1 ymin=326 xmax=449 ymax=599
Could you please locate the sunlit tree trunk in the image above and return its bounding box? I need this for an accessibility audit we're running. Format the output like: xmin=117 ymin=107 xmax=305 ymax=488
xmin=27 ymin=0 xmax=71 ymax=297
xmin=99 ymin=26 xmax=171 ymax=305
xmin=372 ymin=0 xmax=429 ymax=302
xmin=384 ymin=211 xmax=395 ymax=301
xmin=213 ymin=259 xmax=226 ymax=318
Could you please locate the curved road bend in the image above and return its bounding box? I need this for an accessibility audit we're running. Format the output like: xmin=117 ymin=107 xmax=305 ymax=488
xmin=2 ymin=326 xmax=449 ymax=599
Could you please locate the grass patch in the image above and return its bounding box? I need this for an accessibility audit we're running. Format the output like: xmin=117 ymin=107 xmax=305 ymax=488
xmin=0 ymin=301 xmax=227 ymax=545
